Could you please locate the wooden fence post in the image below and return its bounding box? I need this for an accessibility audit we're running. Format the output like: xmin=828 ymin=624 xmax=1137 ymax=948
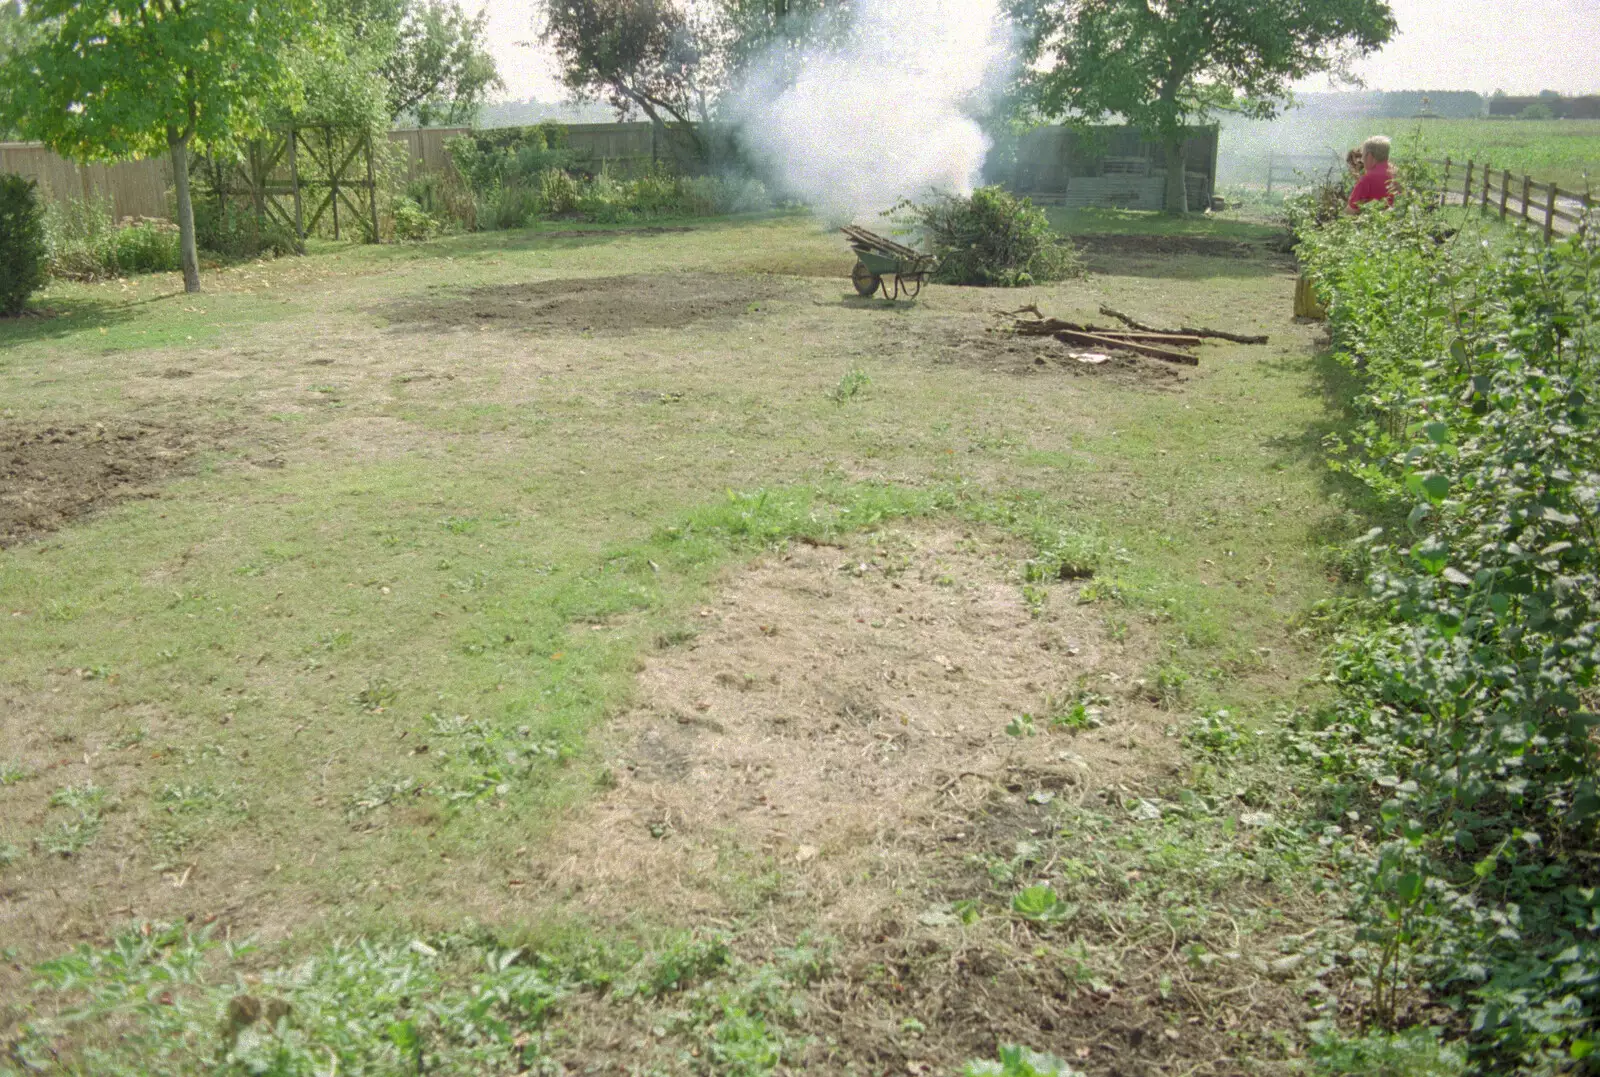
xmin=1521 ymin=174 xmax=1532 ymax=221
xmin=1265 ymin=151 xmax=1274 ymax=197
xmin=1500 ymin=169 xmax=1510 ymax=219
xmin=1545 ymin=182 xmax=1558 ymax=243
xmin=1481 ymin=161 xmax=1491 ymax=212
xmin=288 ymin=128 xmax=304 ymax=245
xmin=1463 ymin=160 xmax=1474 ymax=207
xmin=1440 ymin=157 xmax=1451 ymax=209
xmin=366 ymin=132 xmax=380 ymax=244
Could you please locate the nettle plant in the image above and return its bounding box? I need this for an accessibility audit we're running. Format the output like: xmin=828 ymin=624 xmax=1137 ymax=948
xmin=1296 ymin=199 xmax=1600 ymax=1070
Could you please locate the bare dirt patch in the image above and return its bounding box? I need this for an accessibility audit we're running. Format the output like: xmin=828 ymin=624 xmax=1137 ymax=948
xmin=527 ymin=527 xmax=1307 ymax=1074
xmin=0 ymin=421 xmax=201 ymax=546
xmin=382 ymin=272 xmax=785 ymax=335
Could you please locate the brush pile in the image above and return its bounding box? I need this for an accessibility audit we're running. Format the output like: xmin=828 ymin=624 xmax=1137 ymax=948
xmin=900 ymin=187 xmax=1081 ymax=287
xmin=1002 ymin=304 xmax=1269 ymax=366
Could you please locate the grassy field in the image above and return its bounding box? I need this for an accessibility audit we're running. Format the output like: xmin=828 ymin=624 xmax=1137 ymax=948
xmin=1221 ymin=116 xmax=1600 ymax=191
xmin=0 ymin=211 xmax=1382 ymax=1073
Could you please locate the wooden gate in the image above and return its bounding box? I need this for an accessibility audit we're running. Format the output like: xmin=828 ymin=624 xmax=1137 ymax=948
xmin=199 ymin=125 xmax=380 ymax=247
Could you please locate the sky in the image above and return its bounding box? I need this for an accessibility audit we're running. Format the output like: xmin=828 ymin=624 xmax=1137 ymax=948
xmin=479 ymin=0 xmax=1600 ymax=104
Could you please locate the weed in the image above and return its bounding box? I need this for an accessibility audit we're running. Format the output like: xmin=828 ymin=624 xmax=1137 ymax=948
xmin=964 ymin=1044 xmax=1086 ymax=1076
xmin=0 ymin=760 xmax=33 ymax=786
xmin=355 ymin=677 xmax=398 ymax=712
xmin=1011 ymin=885 xmax=1075 ymax=925
xmin=49 ymin=782 xmax=106 ymax=813
xmin=828 ymin=367 xmax=871 ymax=403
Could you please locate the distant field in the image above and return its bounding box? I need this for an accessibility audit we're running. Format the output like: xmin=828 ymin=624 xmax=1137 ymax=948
xmin=1220 ymin=117 xmax=1600 ymax=191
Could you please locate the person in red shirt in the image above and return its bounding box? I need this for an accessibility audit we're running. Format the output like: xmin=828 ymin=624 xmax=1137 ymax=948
xmin=1347 ymin=136 xmax=1395 ymax=213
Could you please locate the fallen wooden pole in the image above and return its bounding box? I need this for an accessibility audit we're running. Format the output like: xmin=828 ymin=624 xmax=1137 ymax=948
xmin=1054 ymin=328 xmax=1199 ymax=366
xmin=1098 ymin=305 xmax=1268 ymax=345
xmin=1008 ymin=318 xmax=1201 ymax=346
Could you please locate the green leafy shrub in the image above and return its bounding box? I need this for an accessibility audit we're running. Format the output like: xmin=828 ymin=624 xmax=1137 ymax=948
xmin=42 ymin=196 xmax=120 ymax=279
xmin=448 ymin=123 xmax=579 ymax=194
xmin=390 ymin=196 xmax=438 ymax=241
xmin=899 ymin=186 xmax=1082 ymax=287
xmin=0 ymin=173 xmax=47 ymax=315
xmin=1294 ymin=187 xmax=1600 ymax=1070
xmin=113 ymin=219 xmax=181 ymax=273
xmin=404 ymin=169 xmax=476 ymax=233
xmin=192 ymin=200 xmax=299 ymax=260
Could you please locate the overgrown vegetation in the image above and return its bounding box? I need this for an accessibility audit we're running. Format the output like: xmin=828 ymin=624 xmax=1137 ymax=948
xmin=1295 ymin=184 xmax=1600 ymax=1070
xmin=38 ymin=198 xmax=182 ymax=280
xmin=901 ymin=186 xmax=1081 ymax=287
xmin=0 ymin=173 xmax=47 ymax=315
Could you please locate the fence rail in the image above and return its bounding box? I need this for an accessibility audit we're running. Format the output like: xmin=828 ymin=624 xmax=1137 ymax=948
xmin=1427 ymin=157 xmax=1593 ymax=242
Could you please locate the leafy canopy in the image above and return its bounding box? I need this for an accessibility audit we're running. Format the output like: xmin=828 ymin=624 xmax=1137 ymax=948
xmin=540 ymin=0 xmax=717 ymax=131
xmin=0 ymin=0 xmax=315 ymax=160
xmin=324 ymin=0 xmax=501 ymax=124
xmin=1013 ymin=0 xmax=1397 ymax=137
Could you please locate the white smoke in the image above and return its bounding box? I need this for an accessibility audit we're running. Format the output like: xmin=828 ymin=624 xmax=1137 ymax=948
xmin=728 ymin=0 xmax=1015 ymax=223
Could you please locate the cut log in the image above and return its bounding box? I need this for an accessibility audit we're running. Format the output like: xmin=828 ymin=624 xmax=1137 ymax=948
xmin=1054 ymin=329 xmax=1199 ymax=366
xmin=1098 ymin=305 xmax=1269 ymax=345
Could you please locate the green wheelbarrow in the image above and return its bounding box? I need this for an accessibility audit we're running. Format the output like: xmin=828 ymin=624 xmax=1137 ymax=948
xmin=841 ymin=225 xmax=936 ymax=300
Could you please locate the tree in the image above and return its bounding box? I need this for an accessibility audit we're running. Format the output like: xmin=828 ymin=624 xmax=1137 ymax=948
xmin=325 ymin=0 xmax=501 ymax=125
xmin=539 ymin=0 xmax=717 ymax=158
xmin=0 ymin=0 xmax=313 ymax=292
xmin=1013 ymin=0 xmax=1396 ymax=212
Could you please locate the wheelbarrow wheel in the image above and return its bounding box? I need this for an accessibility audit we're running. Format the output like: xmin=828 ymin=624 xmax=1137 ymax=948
xmin=851 ymin=261 xmax=881 ymax=297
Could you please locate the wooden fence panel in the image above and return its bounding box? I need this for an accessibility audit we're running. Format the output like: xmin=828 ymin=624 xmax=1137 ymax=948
xmin=0 ymin=143 xmax=171 ymax=219
xmin=387 ymin=127 xmax=469 ymax=183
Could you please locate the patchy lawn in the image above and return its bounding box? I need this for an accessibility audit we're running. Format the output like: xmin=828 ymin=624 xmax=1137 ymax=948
xmin=0 ymin=211 xmax=1371 ymax=1075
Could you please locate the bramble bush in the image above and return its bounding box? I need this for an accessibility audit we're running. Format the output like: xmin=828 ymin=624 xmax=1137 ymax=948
xmin=1294 ymin=180 xmax=1600 ymax=1072
xmin=0 ymin=173 xmax=48 ymax=315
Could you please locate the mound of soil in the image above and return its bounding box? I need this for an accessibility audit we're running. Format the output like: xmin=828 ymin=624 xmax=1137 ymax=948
xmin=383 ymin=272 xmax=783 ymax=335
xmin=0 ymin=422 xmax=197 ymax=546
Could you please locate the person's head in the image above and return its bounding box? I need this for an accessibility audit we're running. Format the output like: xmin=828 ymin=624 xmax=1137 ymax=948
xmin=1361 ymin=136 xmax=1391 ymax=171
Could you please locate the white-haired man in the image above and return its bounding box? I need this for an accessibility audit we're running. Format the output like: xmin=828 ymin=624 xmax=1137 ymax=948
xmin=1347 ymin=136 xmax=1395 ymax=213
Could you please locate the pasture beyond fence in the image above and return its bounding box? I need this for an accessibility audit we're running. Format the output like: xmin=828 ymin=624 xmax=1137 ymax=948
xmin=1431 ymin=156 xmax=1593 ymax=242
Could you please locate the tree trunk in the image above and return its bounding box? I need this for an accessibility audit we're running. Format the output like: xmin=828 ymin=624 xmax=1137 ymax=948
xmin=168 ymin=129 xmax=201 ymax=293
xmin=1163 ymin=133 xmax=1188 ymax=215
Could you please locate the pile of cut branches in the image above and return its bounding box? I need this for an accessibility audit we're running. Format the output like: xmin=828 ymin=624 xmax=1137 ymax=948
xmin=899 ymin=187 xmax=1082 ymax=287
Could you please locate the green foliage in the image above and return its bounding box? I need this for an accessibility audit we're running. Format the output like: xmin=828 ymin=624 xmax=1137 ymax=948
xmin=964 ymin=1045 xmax=1085 ymax=1077
xmin=113 ymin=221 xmax=182 ymax=274
xmin=453 ymin=130 xmax=770 ymax=229
xmin=192 ymin=201 xmax=300 ymax=261
xmin=448 ymin=124 xmax=579 ymax=194
xmin=1307 ymin=1025 xmax=1468 ymax=1076
xmin=540 ymin=0 xmax=711 ymax=158
xmin=41 ymin=197 xmax=119 ymax=280
xmin=0 ymin=172 xmax=47 ymax=315
xmin=901 ymin=186 xmax=1081 ymax=287
xmin=392 ymin=197 xmax=440 ymax=241
xmin=0 ymin=0 xmax=315 ymax=161
xmin=1518 ymin=102 xmax=1555 ymax=121
xmin=1013 ymin=0 xmax=1396 ymax=210
xmin=324 ymin=0 xmax=500 ymax=124
xmin=10 ymin=923 xmax=822 ymax=1075
xmin=1294 ymin=188 xmax=1600 ymax=1069
xmin=828 ymin=367 xmax=870 ymax=403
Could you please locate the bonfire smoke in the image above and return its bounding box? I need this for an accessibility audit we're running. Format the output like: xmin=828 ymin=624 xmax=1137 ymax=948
xmin=728 ymin=0 xmax=1015 ymax=223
